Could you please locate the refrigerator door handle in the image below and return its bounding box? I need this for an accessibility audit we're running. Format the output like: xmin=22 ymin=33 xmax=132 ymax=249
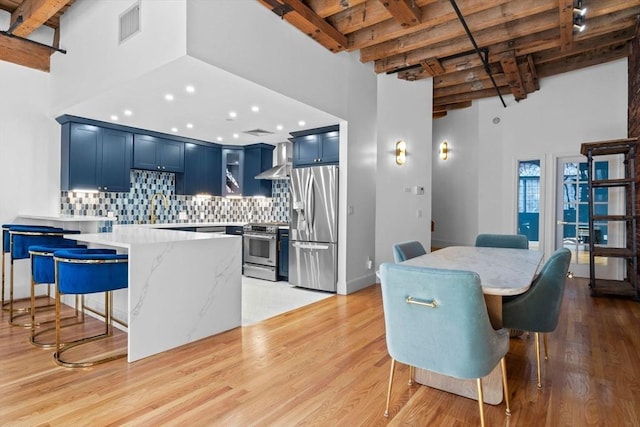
xmin=308 ymin=174 xmax=315 ymax=230
xmin=292 ymin=242 xmax=329 ymax=250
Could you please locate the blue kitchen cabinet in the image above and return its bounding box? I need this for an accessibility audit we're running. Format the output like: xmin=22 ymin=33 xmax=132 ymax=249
xmin=176 ymin=143 xmax=221 ymax=196
xmin=133 ymin=134 xmax=184 ymax=173
xmin=278 ymin=228 xmax=289 ymax=280
xmin=243 ymin=144 xmax=275 ymax=197
xmin=222 ymin=148 xmax=244 ymax=196
xmin=61 ymin=122 xmax=132 ymax=192
xmin=225 ymin=226 xmax=243 ymax=236
xmin=291 ymin=125 xmax=339 ymax=167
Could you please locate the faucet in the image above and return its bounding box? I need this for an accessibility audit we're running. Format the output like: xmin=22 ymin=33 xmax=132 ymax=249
xmin=150 ymin=193 xmax=169 ymax=224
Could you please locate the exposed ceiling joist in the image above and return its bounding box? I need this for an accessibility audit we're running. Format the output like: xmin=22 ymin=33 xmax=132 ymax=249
xmin=0 ymin=32 xmax=51 ymax=70
xmin=10 ymin=0 xmax=72 ymax=37
xmin=500 ymin=50 xmax=526 ymax=100
xmin=558 ymin=0 xmax=574 ymax=51
xmin=378 ymin=0 xmax=422 ymax=28
xmin=259 ymin=0 xmax=347 ymax=52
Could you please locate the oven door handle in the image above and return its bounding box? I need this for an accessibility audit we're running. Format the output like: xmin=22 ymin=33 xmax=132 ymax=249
xmin=243 ymin=233 xmax=276 ymax=240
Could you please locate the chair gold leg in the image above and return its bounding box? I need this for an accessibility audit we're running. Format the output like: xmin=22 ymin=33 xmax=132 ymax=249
xmin=543 ymin=333 xmax=549 ymax=360
xmin=476 ymin=378 xmax=485 ymax=427
xmin=500 ymin=357 xmax=511 ymax=416
xmin=535 ymin=332 xmax=542 ymax=388
xmin=384 ymin=359 xmax=396 ymax=418
xmin=408 ymin=365 xmax=414 ymax=386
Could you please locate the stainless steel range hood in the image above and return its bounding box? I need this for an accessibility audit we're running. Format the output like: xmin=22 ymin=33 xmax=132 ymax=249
xmin=255 ymin=141 xmax=291 ymax=180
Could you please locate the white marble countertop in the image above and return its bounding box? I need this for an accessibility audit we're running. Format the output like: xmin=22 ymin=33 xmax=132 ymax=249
xmin=403 ymin=246 xmax=543 ymax=296
xmin=66 ymin=227 xmax=238 ymax=249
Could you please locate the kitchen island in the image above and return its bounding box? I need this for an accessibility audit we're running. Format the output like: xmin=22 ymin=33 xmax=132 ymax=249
xmin=67 ymin=227 xmax=242 ymax=362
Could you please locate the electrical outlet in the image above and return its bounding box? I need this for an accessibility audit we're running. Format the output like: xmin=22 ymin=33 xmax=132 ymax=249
xmin=199 ymin=212 xmax=205 ymax=220
xmin=366 ymin=257 xmax=373 ymax=270
xmin=179 ymin=212 xmax=187 ymax=220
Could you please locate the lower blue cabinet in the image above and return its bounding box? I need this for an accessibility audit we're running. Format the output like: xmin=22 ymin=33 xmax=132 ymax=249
xmin=278 ymin=228 xmax=289 ymax=280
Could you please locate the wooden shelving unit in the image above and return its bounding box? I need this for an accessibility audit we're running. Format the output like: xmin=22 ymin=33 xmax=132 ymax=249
xmin=580 ymin=138 xmax=639 ymax=300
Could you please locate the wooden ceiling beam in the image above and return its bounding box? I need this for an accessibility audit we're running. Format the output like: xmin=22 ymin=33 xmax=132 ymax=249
xmin=374 ymin=2 xmax=640 ymax=74
xmin=534 ymin=27 xmax=636 ymax=65
xmin=558 ymin=0 xmax=574 ymax=51
xmin=434 ymin=85 xmax=511 ymax=106
xmin=361 ymin=0 xmax=556 ymax=63
xmin=10 ymin=0 xmax=72 ymax=38
xmin=433 ymin=100 xmax=472 ymax=113
xmin=434 ymin=74 xmax=509 ymax=99
xmin=0 ymin=33 xmax=50 ymax=71
xmin=378 ymin=0 xmax=422 ymax=28
xmin=345 ymin=0 xmax=509 ymax=50
xmin=536 ymin=42 xmax=631 ymax=78
xmin=500 ymin=50 xmax=526 ymax=100
xmin=258 ymin=0 xmax=348 ymax=52
xmin=306 ymin=0 xmax=368 ymax=18
xmin=419 ymin=57 xmax=445 ymax=76
xmin=374 ymin=9 xmax=560 ymax=73
xmin=432 ymin=63 xmax=503 ymax=87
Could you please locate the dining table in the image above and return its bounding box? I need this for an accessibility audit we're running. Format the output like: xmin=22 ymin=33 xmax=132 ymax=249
xmin=401 ymin=245 xmax=544 ymax=404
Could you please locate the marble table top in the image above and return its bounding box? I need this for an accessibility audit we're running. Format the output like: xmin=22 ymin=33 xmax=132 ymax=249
xmin=402 ymin=246 xmax=544 ymax=296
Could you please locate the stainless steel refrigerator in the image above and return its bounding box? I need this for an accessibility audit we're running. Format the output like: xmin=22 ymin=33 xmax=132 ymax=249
xmin=289 ymin=165 xmax=338 ymax=292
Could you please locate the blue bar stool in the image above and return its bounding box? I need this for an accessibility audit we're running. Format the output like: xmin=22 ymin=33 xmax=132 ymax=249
xmin=29 ymin=244 xmax=87 ymax=348
xmin=7 ymin=225 xmax=80 ymax=326
xmin=53 ymin=248 xmax=128 ymax=368
xmin=2 ymin=223 xmax=19 ymax=310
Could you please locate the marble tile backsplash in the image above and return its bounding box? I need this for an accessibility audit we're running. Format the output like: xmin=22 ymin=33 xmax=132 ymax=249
xmin=60 ymin=170 xmax=290 ymax=224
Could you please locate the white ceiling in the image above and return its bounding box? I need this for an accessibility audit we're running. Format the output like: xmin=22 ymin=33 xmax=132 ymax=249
xmin=63 ymin=56 xmax=341 ymax=146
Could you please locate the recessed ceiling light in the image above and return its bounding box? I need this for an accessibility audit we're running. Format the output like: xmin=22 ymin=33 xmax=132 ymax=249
xmin=123 ymin=109 xmax=132 ymax=116
xmin=276 ymin=124 xmax=283 ymax=131
xmin=171 ymin=127 xmax=178 ymax=133
xmin=186 ymin=123 xmax=193 ymax=129
xmin=229 ymin=111 xmax=237 ymax=119
xmin=298 ymin=120 xmax=306 ymax=127
xmin=165 ymin=94 xmax=174 ymax=101
xmin=233 ymin=133 xmax=239 ymax=139
xmin=185 ymin=85 xmax=195 ymax=93
xmin=110 ymin=115 xmax=118 ymax=121
xmin=251 ymin=105 xmax=259 ymax=112
xmin=216 ymin=136 xmax=223 ymax=142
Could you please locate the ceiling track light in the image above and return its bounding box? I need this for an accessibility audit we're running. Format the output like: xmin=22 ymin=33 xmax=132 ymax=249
xmin=573 ymin=14 xmax=586 ymax=32
xmin=573 ymin=0 xmax=587 ymax=16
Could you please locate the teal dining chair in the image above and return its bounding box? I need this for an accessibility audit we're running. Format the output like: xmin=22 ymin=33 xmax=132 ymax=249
xmin=392 ymin=241 xmax=427 ymax=263
xmin=502 ymin=248 xmax=571 ymax=388
xmin=475 ymin=233 xmax=529 ymax=249
xmin=379 ymin=263 xmax=511 ymax=426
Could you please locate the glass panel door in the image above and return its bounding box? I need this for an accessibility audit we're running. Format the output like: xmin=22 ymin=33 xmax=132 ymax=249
xmin=518 ymin=160 xmax=540 ymax=250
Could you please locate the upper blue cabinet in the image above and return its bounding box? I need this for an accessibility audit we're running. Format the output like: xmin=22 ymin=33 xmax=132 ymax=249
xmin=133 ymin=134 xmax=184 ymax=173
xmin=176 ymin=143 xmax=222 ymax=196
xmin=290 ymin=125 xmax=339 ymax=167
xmin=60 ymin=121 xmax=132 ymax=192
xmin=243 ymin=144 xmax=275 ymax=197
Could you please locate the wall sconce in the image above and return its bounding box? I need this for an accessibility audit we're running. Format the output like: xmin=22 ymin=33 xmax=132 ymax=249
xmin=439 ymin=141 xmax=448 ymax=160
xmin=395 ymin=140 xmax=406 ymax=165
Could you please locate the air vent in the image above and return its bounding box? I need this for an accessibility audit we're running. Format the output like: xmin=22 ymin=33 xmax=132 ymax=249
xmin=119 ymin=2 xmax=140 ymax=44
xmin=243 ymin=129 xmax=274 ymax=137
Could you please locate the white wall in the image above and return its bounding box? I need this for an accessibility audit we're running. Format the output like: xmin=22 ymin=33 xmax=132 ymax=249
xmin=51 ymin=0 xmax=187 ymax=115
xmin=432 ymin=59 xmax=628 ymax=254
xmin=375 ymin=74 xmax=433 ymax=270
xmin=432 ymin=105 xmax=479 ymax=248
xmin=0 ymin=61 xmax=59 ymax=297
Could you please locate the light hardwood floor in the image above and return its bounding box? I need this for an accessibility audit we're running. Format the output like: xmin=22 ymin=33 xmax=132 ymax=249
xmin=1 ymin=277 xmax=639 ymax=426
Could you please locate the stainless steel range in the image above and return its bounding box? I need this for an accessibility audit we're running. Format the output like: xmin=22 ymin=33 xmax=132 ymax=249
xmin=243 ymin=223 xmax=279 ymax=281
